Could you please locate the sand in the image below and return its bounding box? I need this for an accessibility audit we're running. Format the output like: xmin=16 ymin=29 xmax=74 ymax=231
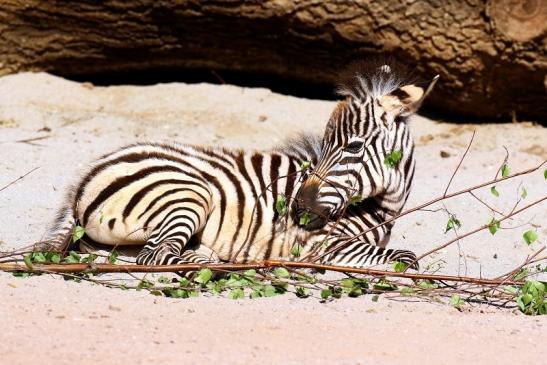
xmin=0 ymin=73 xmax=546 ymax=364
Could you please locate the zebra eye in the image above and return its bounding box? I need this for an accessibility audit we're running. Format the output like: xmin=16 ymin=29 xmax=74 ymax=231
xmin=344 ymin=141 xmax=365 ymax=153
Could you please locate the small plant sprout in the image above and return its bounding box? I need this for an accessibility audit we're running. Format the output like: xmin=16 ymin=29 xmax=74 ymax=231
xmin=290 ymin=242 xmax=302 ymax=258
xmin=275 ymin=195 xmax=288 ymax=217
xmin=384 ymin=150 xmax=402 ymax=168
xmin=522 ymin=230 xmax=538 ymax=245
xmin=299 ymin=210 xmax=311 ymax=226
xmin=501 ymin=164 xmax=510 ymax=177
xmin=107 ymin=250 xmax=119 ymax=264
xmin=445 ymin=215 xmax=461 ymax=233
xmin=300 ymin=160 xmax=312 ymax=171
xmin=449 ymin=294 xmax=465 ymax=309
xmin=490 ymin=186 xmax=500 ymax=197
xmin=521 ymin=186 xmax=527 ymax=199
xmin=488 ymin=218 xmax=500 ymax=235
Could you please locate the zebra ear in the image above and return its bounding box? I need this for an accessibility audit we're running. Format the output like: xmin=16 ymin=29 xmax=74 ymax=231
xmin=379 ymin=75 xmax=439 ymax=117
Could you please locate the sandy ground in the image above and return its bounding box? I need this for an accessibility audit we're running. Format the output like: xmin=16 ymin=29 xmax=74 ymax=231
xmin=0 ymin=73 xmax=546 ymax=364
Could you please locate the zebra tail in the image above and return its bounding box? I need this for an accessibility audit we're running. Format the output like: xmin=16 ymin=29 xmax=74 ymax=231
xmin=34 ymin=198 xmax=77 ymax=253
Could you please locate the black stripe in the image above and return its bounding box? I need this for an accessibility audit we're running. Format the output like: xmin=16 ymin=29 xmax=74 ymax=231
xmin=143 ymin=198 xmax=202 ymax=229
xmin=83 ymin=165 xmax=185 ymax=226
xmin=123 ymin=179 xmax=208 ymax=221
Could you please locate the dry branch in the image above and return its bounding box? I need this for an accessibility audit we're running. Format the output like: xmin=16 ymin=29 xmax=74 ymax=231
xmin=0 ymin=260 xmax=525 ymax=287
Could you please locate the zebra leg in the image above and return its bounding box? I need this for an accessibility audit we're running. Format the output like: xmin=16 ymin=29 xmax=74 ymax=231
xmin=136 ymin=189 xmax=211 ymax=265
xmin=321 ymin=238 xmax=419 ymax=270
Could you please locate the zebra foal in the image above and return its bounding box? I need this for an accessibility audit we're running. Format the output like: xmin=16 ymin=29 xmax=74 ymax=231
xmin=40 ymin=60 xmax=438 ymax=270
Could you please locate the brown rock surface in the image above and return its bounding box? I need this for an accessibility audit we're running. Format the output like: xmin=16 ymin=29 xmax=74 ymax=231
xmin=0 ymin=0 xmax=546 ymax=120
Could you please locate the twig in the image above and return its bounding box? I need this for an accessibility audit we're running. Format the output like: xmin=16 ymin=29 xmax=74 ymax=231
xmin=0 ymin=167 xmax=40 ymax=193
xmin=406 ymin=194 xmax=547 ymax=269
xmin=443 ymin=130 xmax=475 ymax=196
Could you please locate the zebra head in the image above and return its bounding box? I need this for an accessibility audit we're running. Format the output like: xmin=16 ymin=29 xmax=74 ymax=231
xmin=292 ymin=62 xmax=438 ymax=230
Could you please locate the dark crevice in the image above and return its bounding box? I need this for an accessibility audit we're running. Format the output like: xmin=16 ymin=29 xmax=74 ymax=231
xmin=64 ymin=67 xmax=510 ymax=123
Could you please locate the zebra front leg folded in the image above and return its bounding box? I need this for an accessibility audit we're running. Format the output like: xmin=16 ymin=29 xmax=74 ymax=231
xmin=322 ymin=242 xmax=419 ymax=270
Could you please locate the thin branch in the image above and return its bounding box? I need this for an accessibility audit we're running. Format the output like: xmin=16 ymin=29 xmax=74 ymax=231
xmin=406 ymin=194 xmax=547 ymax=270
xmin=443 ymin=130 xmax=475 ymax=196
xmin=0 ymin=167 xmax=40 ymax=193
xmin=309 ymin=160 xmax=546 ymax=262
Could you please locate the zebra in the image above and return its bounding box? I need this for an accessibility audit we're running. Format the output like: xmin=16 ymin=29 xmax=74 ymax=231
xmin=39 ymin=60 xmax=438 ymax=271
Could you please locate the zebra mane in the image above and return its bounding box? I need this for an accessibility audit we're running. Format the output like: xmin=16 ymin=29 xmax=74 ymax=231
xmin=336 ymin=58 xmax=417 ymax=101
xmin=275 ymin=133 xmax=323 ymax=163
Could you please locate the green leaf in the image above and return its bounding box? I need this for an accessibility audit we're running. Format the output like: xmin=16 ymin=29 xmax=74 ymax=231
xmin=374 ymin=281 xmax=397 ymax=291
xmin=164 ymin=288 xmax=189 ymax=298
xmin=137 ymin=279 xmax=153 ymax=291
xmin=64 ymin=251 xmax=81 ymax=264
xmin=417 ymin=280 xmax=438 ymax=289
xmin=275 ymin=195 xmax=288 ymax=217
xmin=298 ymin=211 xmax=311 ymax=226
xmin=349 ymin=195 xmax=364 ymax=206
xmin=99 ymin=213 xmax=105 ymax=224
xmin=521 ymin=187 xmax=527 ymax=199
xmin=290 ymin=243 xmax=302 ymax=258
xmin=194 ymin=268 xmax=213 ymax=285
xmin=295 ymin=287 xmax=310 ymax=298
xmin=158 ymin=275 xmax=170 ymax=284
xmin=264 ymin=285 xmax=278 ymax=297
xmin=273 ymin=267 xmax=290 ymax=278
xmin=488 ymin=218 xmax=500 ymax=235
xmin=544 ymin=169 xmax=547 ymax=179
xmin=384 ymin=150 xmax=402 ymax=168
xmin=513 ymin=268 xmax=529 ymax=281
xmin=371 ymin=294 xmax=379 ymax=302
xmin=31 ymin=252 xmax=47 ymax=263
xmin=393 ymin=261 xmax=407 ymax=273
xmin=243 ymin=269 xmax=256 ymax=278
xmin=449 ymin=294 xmax=465 ymax=309
xmin=12 ymin=272 xmax=30 ymax=278
xmin=250 ymin=289 xmax=262 ymax=299
xmin=400 ymin=287 xmax=414 ymax=296
xmin=107 ymin=250 xmax=118 ymax=264
xmin=45 ymin=252 xmax=61 ymax=264
xmin=501 ymin=164 xmax=510 ymax=177
xmin=23 ymin=255 xmax=33 ymax=270
xmin=228 ymin=288 xmax=245 ymax=300
xmin=444 ymin=215 xmax=461 ymax=233
xmin=72 ymin=225 xmax=85 ymax=243
xmin=300 ymin=161 xmax=311 ymax=171
xmin=320 ymin=288 xmax=332 ymax=300
xmin=490 ymin=186 xmax=500 ymax=197
xmin=81 ymin=253 xmax=97 ymax=264
xmin=523 ymin=230 xmax=538 ymax=245
xmin=179 ymin=277 xmax=191 ymax=288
